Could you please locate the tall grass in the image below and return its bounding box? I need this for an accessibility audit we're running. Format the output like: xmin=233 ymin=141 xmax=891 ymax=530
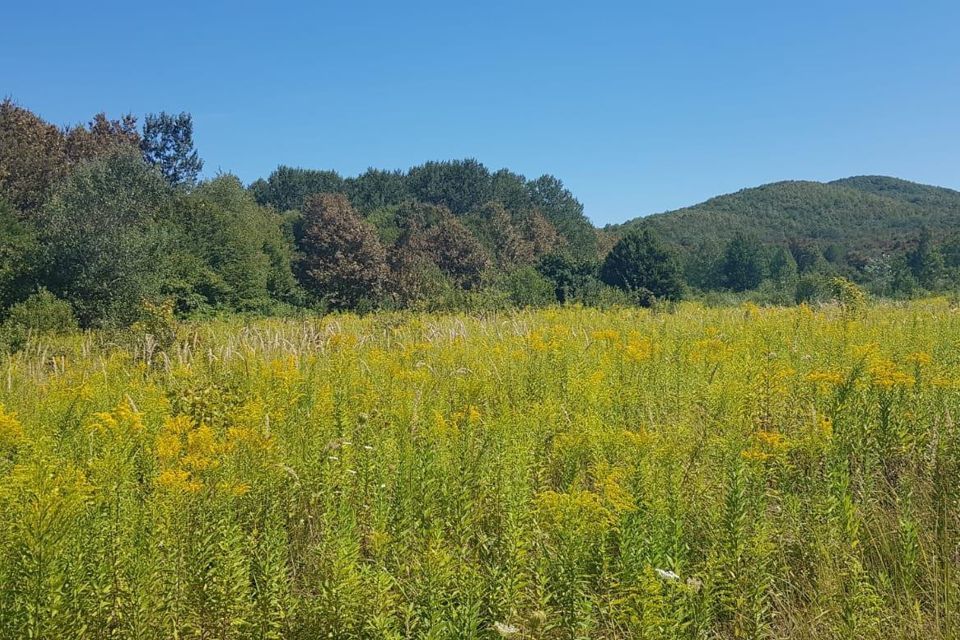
xmin=0 ymin=300 xmax=958 ymax=638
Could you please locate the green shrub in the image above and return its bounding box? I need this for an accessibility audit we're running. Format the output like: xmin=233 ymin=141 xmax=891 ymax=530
xmin=505 ymin=266 xmax=555 ymax=307
xmin=1 ymin=288 xmax=77 ymax=349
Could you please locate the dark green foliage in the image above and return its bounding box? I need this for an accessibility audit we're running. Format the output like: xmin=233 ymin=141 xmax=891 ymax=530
xmin=252 ymin=166 xmax=345 ymax=212
xmin=682 ymin=240 xmax=724 ymax=290
xmin=536 ymin=253 xmax=599 ymax=303
xmin=788 ymin=238 xmax=825 ymax=275
xmin=767 ymin=245 xmax=798 ymax=287
xmin=0 ymin=199 xmax=38 ymax=309
xmin=39 ymin=152 xmax=173 ymax=327
xmin=906 ymin=228 xmax=944 ymax=291
xmin=140 ymin=112 xmax=203 ymax=186
xmin=720 ymin=234 xmax=767 ymax=292
xmin=527 ymin=175 xmax=597 ymax=260
xmin=794 ymin=273 xmax=834 ymax=304
xmin=406 ymin=159 xmax=492 ymax=215
xmin=491 ymin=169 xmax=533 ymax=212
xmin=346 ymin=168 xmax=408 ymax=213
xmin=600 ymin=229 xmax=683 ymax=302
xmin=617 ymin=177 xmax=960 ymax=258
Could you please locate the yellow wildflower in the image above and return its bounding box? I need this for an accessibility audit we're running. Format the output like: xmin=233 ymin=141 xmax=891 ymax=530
xmin=0 ymin=404 xmax=25 ymax=449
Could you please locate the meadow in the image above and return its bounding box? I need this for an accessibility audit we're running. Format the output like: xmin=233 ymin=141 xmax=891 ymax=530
xmin=0 ymin=300 xmax=958 ymax=639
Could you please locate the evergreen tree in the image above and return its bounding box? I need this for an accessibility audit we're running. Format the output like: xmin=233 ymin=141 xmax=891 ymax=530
xmin=906 ymin=228 xmax=944 ymax=290
xmin=767 ymin=245 xmax=798 ymax=287
xmin=600 ymin=229 xmax=684 ymax=302
xmin=720 ymin=233 xmax=767 ymax=292
xmin=140 ymin=112 xmax=203 ymax=186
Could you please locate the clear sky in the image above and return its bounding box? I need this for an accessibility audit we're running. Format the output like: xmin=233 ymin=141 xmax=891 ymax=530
xmin=3 ymin=1 xmax=958 ymax=225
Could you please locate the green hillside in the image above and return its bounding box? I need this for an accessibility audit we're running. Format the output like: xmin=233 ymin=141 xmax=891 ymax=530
xmin=615 ymin=176 xmax=960 ymax=252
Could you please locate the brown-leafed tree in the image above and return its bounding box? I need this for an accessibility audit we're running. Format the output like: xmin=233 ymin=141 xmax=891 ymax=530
xmin=518 ymin=208 xmax=564 ymax=259
xmin=299 ymin=193 xmax=388 ymax=308
xmin=473 ymin=201 xmax=533 ymax=269
xmin=420 ymin=215 xmax=490 ymax=289
xmin=392 ymin=202 xmax=491 ymax=290
xmin=0 ymin=101 xmax=140 ymax=215
xmin=64 ymin=113 xmax=140 ymax=166
xmin=0 ymin=100 xmax=67 ymax=214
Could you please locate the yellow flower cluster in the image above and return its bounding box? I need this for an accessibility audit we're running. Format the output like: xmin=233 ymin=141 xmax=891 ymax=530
xmin=87 ymin=401 xmax=145 ymax=437
xmin=868 ymin=358 xmax=915 ymax=390
xmin=807 ymin=369 xmax=844 ymax=388
xmin=0 ymin=404 xmax=25 ymax=450
xmin=742 ymin=429 xmax=791 ymax=463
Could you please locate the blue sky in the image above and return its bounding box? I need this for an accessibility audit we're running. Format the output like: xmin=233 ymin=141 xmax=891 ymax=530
xmin=3 ymin=1 xmax=958 ymax=225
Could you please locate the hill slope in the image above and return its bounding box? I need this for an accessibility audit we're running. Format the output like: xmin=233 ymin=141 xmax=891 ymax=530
xmin=614 ymin=176 xmax=960 ymax=251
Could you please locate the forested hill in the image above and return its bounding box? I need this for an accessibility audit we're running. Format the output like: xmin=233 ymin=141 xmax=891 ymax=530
xmin=4 ymin=97 xmax=960 ymax=330
xmin=613 ymin=176 xmax=960 ymax=252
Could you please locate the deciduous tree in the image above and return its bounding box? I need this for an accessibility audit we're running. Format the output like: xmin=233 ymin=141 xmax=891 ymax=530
xmin=299 ymin=193 xmax=387 ymax=308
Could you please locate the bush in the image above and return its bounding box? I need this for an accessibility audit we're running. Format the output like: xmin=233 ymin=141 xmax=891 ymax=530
xmin=129 ymin=299 xmax=179 ymax=351
xmin=1 ymin=288 xmax=77 ymax=349
xmin=794 ymin=274 xmax=834 ymax=305
xmin=505 ymin=266 xmax=555 ymax=308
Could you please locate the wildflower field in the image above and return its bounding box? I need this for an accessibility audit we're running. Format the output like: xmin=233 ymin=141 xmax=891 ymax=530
xmin=1 ymin=301 xmax=960 ymax=639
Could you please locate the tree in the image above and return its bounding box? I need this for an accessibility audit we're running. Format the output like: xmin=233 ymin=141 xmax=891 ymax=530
xmin=418 ymin=215 xmax=491 ymax=289
xmin=491 ymin=169 xmax=532 ymax=212
xmin=65 ymin=113 xmax=140 ymax=165
xmin=767 ymin=245 xmax=798 ymax=287
xmin=172 ymin=176 xmax=300 ymax=311
xmin=39 ymin=152 xmax=173 ymax=327
xmin=527 ymin=175 xmax=597 ymax=260
xmin=299 ymin=193 xmax=387 ymax=308
xmin=140 ymin=112 xmax=203 ymax=186
xmin=720 ymin=233 xmax=767 ymax=292
xmin=467 ymin=201 xmax=533 ymax=269
xmin=346 ymin=168 xmax=408 ymax=213
xmin=252 ymin=166 xmax=344 ymax=212
xmin=0 ymin=198 xmax=38 ymax=310
xmin=0 ymin=102 xmax=141 ymax=214
xmin=0 ymin=99 xmax=67 ymax=214
xmin=682 ymin=240 xmax=724 ymax=290
xmin=407 ymin=159 xmax=492 ymax=215
xmin=391 ymin=203 xmax=490 ymax=290
xmin=536 ymin=252 xmax=598 ymax=303
xmin=788 ymin=238 xmax=824 ymax=274
xmin=906 ymin=228 xmax=944 ymax=290
xmin=600 ymin=229 xmax=683 ymax=302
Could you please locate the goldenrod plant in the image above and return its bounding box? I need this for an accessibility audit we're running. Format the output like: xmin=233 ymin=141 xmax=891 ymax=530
xmin=0 ymin=300 xmax=958 ymax=638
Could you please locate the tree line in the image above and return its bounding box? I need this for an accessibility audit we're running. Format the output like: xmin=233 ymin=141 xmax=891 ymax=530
xmin=1 ymin=100 xmax=956 ymax=338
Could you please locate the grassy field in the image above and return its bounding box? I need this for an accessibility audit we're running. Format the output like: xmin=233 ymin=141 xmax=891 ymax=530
xmin=1 ymin=301 xmax=959 ymax=639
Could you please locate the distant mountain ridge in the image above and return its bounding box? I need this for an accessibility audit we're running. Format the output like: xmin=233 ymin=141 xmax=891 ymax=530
xmin=612 ymin=176 xmax=960 ymax=252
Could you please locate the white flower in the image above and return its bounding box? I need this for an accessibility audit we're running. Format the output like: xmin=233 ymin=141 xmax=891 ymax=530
xmin=493 ymin=621 xmax=519 ymax=637
xmin=655 ymin=568 xmax=680 ymax=581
